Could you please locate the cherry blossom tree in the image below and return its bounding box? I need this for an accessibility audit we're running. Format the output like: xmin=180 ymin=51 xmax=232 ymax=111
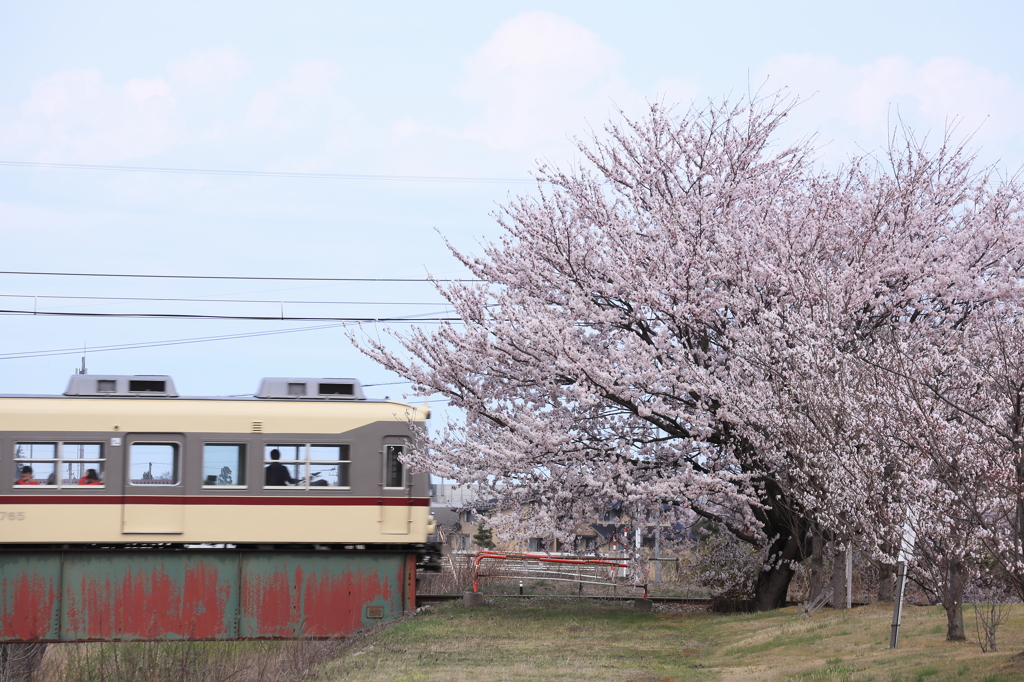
xmin=355 ymin=96 xmax=1024 ymax=611
xmin=862 ymin=305 xmax=1024 ymax=638
xmin=729 ymin=131 xmax=1024 ymax=625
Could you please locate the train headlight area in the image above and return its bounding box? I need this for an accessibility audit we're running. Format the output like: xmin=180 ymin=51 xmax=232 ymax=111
xmin=0 ymin=375 xmax=441 ymax=642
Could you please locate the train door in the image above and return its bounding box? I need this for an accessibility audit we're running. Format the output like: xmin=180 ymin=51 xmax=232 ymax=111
xmin=122 ymin=433 xmax=186 ymax=534
xmin=380 ymin=443 xmax=410 ymax=535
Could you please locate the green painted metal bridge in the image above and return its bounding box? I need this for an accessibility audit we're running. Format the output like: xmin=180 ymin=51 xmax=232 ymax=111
xmin=0 ymin=549 xmax=416 ymax=642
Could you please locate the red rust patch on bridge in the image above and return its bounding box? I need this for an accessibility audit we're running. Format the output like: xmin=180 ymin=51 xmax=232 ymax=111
xmin=64 ymin=563 xmax=232 ymax=639
xmin=1 ymin=571 xmax=58 ymax=640
xmin=241 ymin=564 xmax=395 ymax=637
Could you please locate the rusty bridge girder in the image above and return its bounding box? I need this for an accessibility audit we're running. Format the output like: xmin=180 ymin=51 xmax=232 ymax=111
xmin=0 ymin=549 xmax=416 ymax=642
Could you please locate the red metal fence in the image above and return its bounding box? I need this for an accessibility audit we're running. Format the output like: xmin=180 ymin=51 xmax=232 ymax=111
xmin=470 ymin=551 xmax=644 ymax=597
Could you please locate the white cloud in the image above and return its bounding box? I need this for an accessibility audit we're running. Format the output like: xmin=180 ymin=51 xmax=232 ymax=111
xmin=0 ymin=68 xmax=177 ymax=162
xmin=168 ymin=47 xmax=248 ymax=89
xmin=455 ymin=11 xmax=632 ymax=153
xmin=244 ymin=59 xmax=346 ymax=133
xmin=240 ymin=59 xmax=352 ymax=170
xmin=0 ymin=50 xmax=353 ymax=168
xmin=759 ymin=54 xmax=1024 ymax=162
xmin=124 ymin=77 xmax=175 ymax=106
xmin=391 ymin=116 xmax=429 ymax=141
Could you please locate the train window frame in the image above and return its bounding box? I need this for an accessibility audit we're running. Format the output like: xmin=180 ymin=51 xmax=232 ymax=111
xmin=127 ymin=442 xmax=181 ymax=486
xmin=383 ymin=444 xmax=405 ymax=489
xmin=201 ymin=443 xmax=248 ymax=489
xmin=263 ymin=443 xmax=351 ymax=490
xmin=13 ymin=441 xmax=106 ymax=489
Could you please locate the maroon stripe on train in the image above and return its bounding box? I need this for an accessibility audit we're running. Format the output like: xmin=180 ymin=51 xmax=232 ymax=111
xmin=0 ymin=495 xmax=430 ymax=506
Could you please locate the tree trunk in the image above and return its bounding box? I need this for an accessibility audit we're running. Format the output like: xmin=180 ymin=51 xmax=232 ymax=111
xmin=877 ymin=544 xmax=895 ymax=602
xmin=751 ymin=532 xmax=802 ymax=611
xmin=944 ymin=557 xmax=966 ymax=641
xmin=746 ymin=475 xmax=808 ymax=612
xmin=809 ymin=529 xmax=824 ymax=600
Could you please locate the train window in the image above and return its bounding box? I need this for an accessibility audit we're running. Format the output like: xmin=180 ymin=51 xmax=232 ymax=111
xmin=202 ymin=444 xmax=246 ymax=487
xmin=128 ymin=443 xmax=180 ymax=485
xmin=384 ymin=445 xmax=404 ymax=488
xmin=310 ymin=444 xmax=350 ymax=487
xmin=62 ymin=443 xmax=105 ymax=486
xmin=264 ymin=443 xmax=350 ymax=489
xmin=15 ymin=443 xmax=57 ymax=459
xmin=14 ymin=442 xmax=105 ymax=487
xmin=265 ymin=444 xmax=303 ymax=487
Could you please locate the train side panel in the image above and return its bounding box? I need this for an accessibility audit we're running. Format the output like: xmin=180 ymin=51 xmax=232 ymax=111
xmin=0 ymin=397 xmax=434 ymax=546
xmin=0 ymin=498 xmax=432 ymax=544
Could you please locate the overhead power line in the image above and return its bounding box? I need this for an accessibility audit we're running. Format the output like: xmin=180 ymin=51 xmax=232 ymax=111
xmin=0 ymin=270 xmax=482 ymax=283
xmin=0 ymin=309 xmax=462 ymax=322
xmin=0 ymin=293 xmax=447 ymax=306
xmin=0 ymin=322 xmax=353 ymax=360
xmin=0 ymin=160 xmax=534 ymax=184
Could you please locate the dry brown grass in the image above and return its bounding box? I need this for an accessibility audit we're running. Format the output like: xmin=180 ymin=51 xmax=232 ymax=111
xmin=21 ymin=638 xmax=354 ymax=682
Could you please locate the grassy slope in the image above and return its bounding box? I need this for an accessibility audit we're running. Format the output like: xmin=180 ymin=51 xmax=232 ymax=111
xmin=323 ymin=598 xmax=1024 ymax=682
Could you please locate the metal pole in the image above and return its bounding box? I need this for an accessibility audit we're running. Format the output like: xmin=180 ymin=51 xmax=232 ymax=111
xmin=654 ymin=528 xmax=661 ymax=584
xmin=889 ymin=561 xmax=908 ymax=648
xmin=845 ymin=547 xmax=853 ymax=610
xmin=832 ymin=542 xmax=847 ymax=610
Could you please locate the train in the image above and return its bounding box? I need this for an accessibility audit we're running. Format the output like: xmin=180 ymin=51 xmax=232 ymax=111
xmin=0 ymin=374 xmax=437 ymax=554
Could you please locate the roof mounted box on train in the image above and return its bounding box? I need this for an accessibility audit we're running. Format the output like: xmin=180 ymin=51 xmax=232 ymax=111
xmin=256 ymin=378 xmax=365 ymax=400
xmin=64 ymin=375 xmax=179 ymax=397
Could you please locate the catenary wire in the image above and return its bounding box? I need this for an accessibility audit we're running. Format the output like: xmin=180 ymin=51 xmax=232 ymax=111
xmin=0 ymin=309 xmax=463 ymax=322
xmin=0 ymin=322 xmax=355 ymax=360
xmin=0 ymin=300 xmax=491 ymax=359
xmin=0 ymin=160 xmax=535 ymax=184
xmin=0 ymin=293 xmax=448 ymax=306
xmin=0 ymin=270 xmax=482 ymax=283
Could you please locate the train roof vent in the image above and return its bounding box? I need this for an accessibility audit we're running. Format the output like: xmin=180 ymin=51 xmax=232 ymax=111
xmin=64 ymin=375 xmax=179 ymax=397
xmin=255 ymin=378 xmax=365 ymax=400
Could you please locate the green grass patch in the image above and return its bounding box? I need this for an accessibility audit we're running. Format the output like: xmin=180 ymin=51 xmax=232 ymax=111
xmin=318 ymin=600 xmax=1024 ymax=681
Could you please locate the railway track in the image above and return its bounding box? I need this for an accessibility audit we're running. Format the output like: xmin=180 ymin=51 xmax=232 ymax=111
xmin=416 ymin=594 xmax=713 ymax=606
xmin=415 ymin=594 xmax=870 ymax=608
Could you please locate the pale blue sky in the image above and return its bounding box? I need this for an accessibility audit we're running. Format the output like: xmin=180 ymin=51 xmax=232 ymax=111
xmin=1 ymin=1 xmax=1022 ymax=404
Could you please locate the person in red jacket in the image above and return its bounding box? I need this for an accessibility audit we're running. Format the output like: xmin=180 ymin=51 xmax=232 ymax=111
xmin=14 ymin=466 xmax=39 ymax=485
xmin=78 ymin=468 xmax=102 ymax=485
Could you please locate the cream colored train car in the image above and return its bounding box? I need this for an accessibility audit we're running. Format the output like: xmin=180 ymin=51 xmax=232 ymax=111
xmin=0 ymin=375 xmax=436 ymax=549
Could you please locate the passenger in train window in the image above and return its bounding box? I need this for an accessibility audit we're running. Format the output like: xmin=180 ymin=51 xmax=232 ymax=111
xmin=265 ymin=449 xmax=296 ymax=486
xmin=78 ymin=469 xmax=102 ymax=485
xmin=15 ymin=466 xmax=40 ymax=485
